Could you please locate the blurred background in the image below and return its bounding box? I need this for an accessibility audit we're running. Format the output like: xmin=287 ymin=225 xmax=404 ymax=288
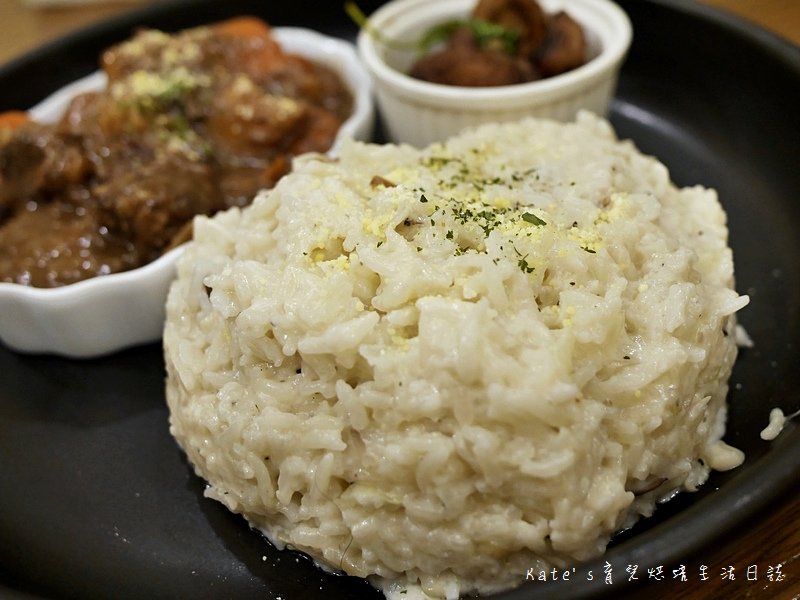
xmin=0 ymin=0 xmax=798 ymax=65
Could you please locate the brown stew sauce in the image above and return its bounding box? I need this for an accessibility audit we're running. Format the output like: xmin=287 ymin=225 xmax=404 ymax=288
xmin=0 ymin=17 xmax=352 ymax=287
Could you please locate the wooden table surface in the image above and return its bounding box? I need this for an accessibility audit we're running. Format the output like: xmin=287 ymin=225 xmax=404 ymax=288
xmin=1 ymin=0 xmax=799 ymax=66
xmin=0 ymin=1 xmax=798 ymax=600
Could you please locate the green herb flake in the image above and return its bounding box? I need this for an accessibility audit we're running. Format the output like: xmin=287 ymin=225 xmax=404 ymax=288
xmin=418 ymin=20 xmax=463 ymax=51
xmin=417 ymin=19 xmax=520 ymax=54
xmin=518 ymin=257 xmax=534 ymax=273
xmin=521 ymin=212 xmax=547 ymax=226
xmin=347 ymin=2 xmax=519 ymax=55
xmin=420 ymin=194 xmax=429 ymax=203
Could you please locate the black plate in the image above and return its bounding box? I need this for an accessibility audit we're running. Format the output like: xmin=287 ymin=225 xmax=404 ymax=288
xmin=1 ymin=1 xmax=798 ymax=599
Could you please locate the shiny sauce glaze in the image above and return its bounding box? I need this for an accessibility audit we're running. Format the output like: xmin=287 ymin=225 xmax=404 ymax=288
xmin=409 ymin=0 xmax=587 ymax=87
xmin=0 ymin=17 xmax=352 ymax=287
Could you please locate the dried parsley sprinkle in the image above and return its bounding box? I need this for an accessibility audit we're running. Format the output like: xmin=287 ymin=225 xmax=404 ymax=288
xmin=511 ymin=245 xmax=534 ymax=273
xmin=511 ymin=167 xmax=539 ymax=182
xmin=422 ymin=156 xmax=463 ymax=169
xmin=408 ymin=154 xmax=600 ymax=269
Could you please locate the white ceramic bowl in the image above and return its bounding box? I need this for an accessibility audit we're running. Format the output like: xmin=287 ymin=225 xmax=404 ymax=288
xmin=357 ymin=0 xmax=631 ymax=147
xmin=0 ymin=27 xmax=374 ymax=358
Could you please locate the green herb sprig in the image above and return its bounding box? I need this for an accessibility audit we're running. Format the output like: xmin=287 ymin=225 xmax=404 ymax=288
xmin=345 ymin=2 xmax=519 ymax=55
xmin=419 ymin=19 xmax=520 ymax=55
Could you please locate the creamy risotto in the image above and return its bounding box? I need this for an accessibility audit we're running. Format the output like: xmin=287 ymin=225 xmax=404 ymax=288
xmin=164 ymin=112 xmax=748 ymax=599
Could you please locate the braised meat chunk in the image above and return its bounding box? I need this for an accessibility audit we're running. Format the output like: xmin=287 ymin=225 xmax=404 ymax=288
xmin=0 ymin=17 xmax=353 ymax=287
xmin=472 ymin=0 xmax=547 ymax=56
xmin=410 ymin=26 xmax=537 ymax=87
xmin=536 ymin=11 xmax=588 ymax=77
xmin=409 ymin=0 xmax=587 ymax=87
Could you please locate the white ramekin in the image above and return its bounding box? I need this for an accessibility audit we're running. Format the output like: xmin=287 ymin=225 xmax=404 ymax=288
xmin=0 ymin=27 xmax=374 ymax=358
xmin=357 ymin=0 xmax=631 ymax=147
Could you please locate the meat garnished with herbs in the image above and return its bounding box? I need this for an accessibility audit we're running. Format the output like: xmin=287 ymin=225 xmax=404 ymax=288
xmin=0 ymin=17 xmax=352 ymax=287
xmin=409 ymin=0 xmax=587 ymax=87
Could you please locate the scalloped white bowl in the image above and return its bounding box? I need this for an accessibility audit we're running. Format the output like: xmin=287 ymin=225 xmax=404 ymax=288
xmin=358 ymin=0 xmax=631 ymax=147
xmin=0 ymin=26 xmax=374 ymax=358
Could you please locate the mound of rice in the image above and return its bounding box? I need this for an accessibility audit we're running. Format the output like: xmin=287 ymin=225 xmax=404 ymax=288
xmin=164 ymin=112 xmax=748 ymax=599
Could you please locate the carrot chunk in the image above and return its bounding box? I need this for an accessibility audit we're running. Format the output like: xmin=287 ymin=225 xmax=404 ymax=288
xmin=213 ymin=16 xmax=272 ymax=40
xmin=0 ymin=111 xmax=29 ymax=130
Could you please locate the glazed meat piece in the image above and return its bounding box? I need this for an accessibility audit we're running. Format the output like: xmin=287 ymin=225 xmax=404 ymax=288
xmin=0 ymin=17 xmax=353 ymax=287
xmin=0 ymin=122 xmax=91 ymax=216
xmin=535 ymin=11 xmax=587 ymax=77
xmin=408 ymin=0 xmax=587 ymax=87
xmin=472 ymin=0 xmax=547 ymax=56
xmin=207 ymin=74 xmax=308 ymax=159
xmin=93 ymin=155 xmax=222 ymax=261
xmin=410 ymin=27 xmax=537 ymax=86
xmin=262 ymin=55 xmax=354 ymax=123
